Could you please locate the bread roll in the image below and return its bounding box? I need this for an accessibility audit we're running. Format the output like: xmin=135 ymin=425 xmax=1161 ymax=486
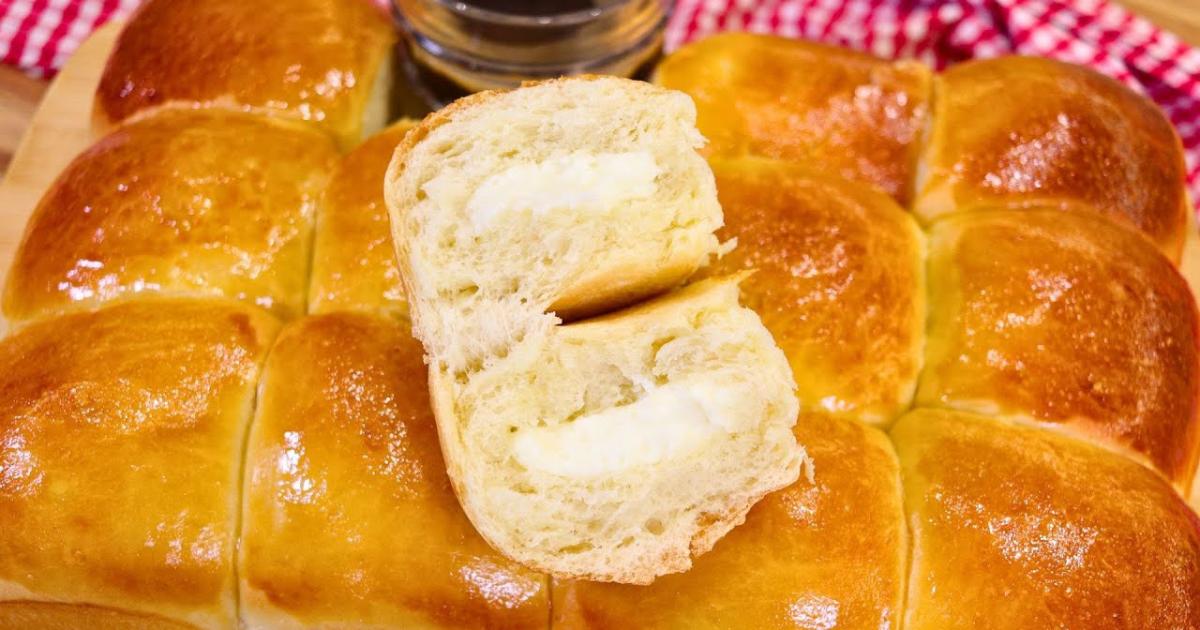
xmin=654 ymin=32 xmax=931 ymax=203
xmin=95 ymin=0 xmax=395 ymax=148
xmin=553 ymin=412 xmax=905 ymax=629
xmin=387 ymin=76 xmax=723 ymax=373
xmin=0 ymin=300 xmax=278 ymax=630
xmin=3 ymin=111 xmax=337 ymax=324
xmin=702 ymin=158 xmax=925 ymax=425
xmin=914 ymin=56 xmax=1189 ymax=260
xmin=387 ymin=77 xmax=803 ymax=583
xmin=425 ymin=276 xmax=802 ymax=584
xmin=892 ymin=408 xmax=1200 ymax=629
xmin=309 ymin=120 xmax=416 ymax=318
xmin=919 ymin=210 xmax=1200 ymax=489
xmin=239 ymin=313 xmax=548 ymax=628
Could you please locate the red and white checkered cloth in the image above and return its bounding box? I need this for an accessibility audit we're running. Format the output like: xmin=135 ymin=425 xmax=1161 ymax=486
xmin=3 ymin=0 xmax=1199 ymax=204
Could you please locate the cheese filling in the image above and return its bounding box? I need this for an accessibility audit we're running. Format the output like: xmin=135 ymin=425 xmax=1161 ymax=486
xmin=512 ymin=382 xmax=743 ymax=478
xmin=465 ymin=151 xmax=660 ymax=232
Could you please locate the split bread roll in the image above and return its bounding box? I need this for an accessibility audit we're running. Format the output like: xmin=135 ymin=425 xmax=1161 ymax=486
xmin=553 ymin=413 xmax=906 ymax=629
xmin=95 ymin=0 xmax=396 ymax=148
xmin=894 ymin=408 xmax=1200 ymax=629
xmin=3 ymin=110 xmax=337 ymax=324
xmin=0 ymin=299 xmax=278 ymax=630
xmin=388 ymin=76 xmax=724 ymax=372
xmin=386 ymin=77 xmax=805 ymax=583
xmin=240 ymin=313 xmax=548 ymax=628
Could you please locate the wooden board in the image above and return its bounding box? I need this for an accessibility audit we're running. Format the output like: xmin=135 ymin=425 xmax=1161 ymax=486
xmin=0 ymin=18 xmax=1198 ymax=339
xmin=0 ymin=22 xmax=121 ymax=334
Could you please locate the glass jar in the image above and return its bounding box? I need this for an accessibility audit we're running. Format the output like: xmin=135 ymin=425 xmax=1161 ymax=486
xmin=392 ymin=0 xmax=673 ymax=112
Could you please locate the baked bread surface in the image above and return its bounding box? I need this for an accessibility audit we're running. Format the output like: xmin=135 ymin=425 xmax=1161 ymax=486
xmin=0 ymin=300 xmax=278 ymax=630
xmin=920 ymin=209 xmax=1200 ymax=488
xmin=552 ymin=412 xmax=906 ymax=629
xmin=655 ymin=32 xmax=932 ymax=203
xmin=3 ymin=110 xmax=337 ymax=323
xmin=915 ymin=56 xmax=1189 ymax=259
xmin=95 ymin=0 xmax=396 ymax=147
xmin=894 ymin=408 xmax=1200 ymax=629
xmin=309 ymin=120 xmax=417 ymax=318
xmin=702 ymin=157 xmax=925 ymax=425
xmin=240 ymin=312 xmax=548 ymax=629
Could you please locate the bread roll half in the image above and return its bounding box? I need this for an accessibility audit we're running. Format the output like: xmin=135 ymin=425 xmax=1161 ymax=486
xmin=387 ymin=77 xmax=723 ymax=375
xmin=386 ymin=77 xmax=804 ymax=584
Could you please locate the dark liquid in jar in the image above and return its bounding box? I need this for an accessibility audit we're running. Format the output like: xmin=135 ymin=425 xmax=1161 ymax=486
xmin=396 ymin=43 xmax=663 ymax=115
xmin=463 ymin=0 xmax=597 ymax=14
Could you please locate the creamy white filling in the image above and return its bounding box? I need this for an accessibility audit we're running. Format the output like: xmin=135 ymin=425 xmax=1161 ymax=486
xmin=512 ymin=381 xmax=741 ymax=478
xmin=464 ymin=151 xmax=660 ymax=232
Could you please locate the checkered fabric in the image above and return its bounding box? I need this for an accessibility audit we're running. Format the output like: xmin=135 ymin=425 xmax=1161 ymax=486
xmin=2 ymin=0 xmax=1199 ymax=206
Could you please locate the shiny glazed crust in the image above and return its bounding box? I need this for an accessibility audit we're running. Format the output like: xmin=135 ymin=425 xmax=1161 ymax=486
xmin=655 ymin=32 xmax=932 ymax=203
xmin=94 ymin=0 xmax=395 ymax=147
xmin=0 ymin=22 xmax=1198 ymax=627
xmin=3 ymin=110 xmax=337 ymax=323
xmin=893 ymin=408 xmax=1200 ymax=629
xmin=915 ymin=56 xmax=1189 ymax=260
xmin=919 ymin=210 xmax=1200 ymax=488
xmin=0 ymin=300 xmax=279 ymax=630
xmin=552 ymin=413 xmax=906 ymax=629
xmin=239 ymin=313 xmax=548 ymax=628
xmin=702 ymin=158 xmax=925 ymax=425
xmin=308 ymin=120 xmax=416 ymax=318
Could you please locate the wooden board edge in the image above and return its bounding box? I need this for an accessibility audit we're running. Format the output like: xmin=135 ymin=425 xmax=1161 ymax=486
xmin=0 ymin=21 xmax=122 ymax=336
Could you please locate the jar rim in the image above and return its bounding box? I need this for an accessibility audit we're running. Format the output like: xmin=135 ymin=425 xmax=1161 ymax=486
xmin=426 ymin=0 xmax=635 ymax=27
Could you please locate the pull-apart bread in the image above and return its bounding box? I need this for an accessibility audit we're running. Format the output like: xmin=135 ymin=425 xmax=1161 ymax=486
xmin=915 ymin=56 xmax=1189 ymax=260
xmin=0 ymin=300 xmax=278 ymax=629
xmin=240 ymin=313 xmax=549 ymax=628
xmin=1 ymin=12 xmax=1199 ymax=627
xmin=654 ymin=32 xmax=932 ymax=204
xmin=3 ymin=110 xmax=337 ymax=324
xmin=386 ymin=77 xmax=805 ymax=584
xmin=309 ymin=120 xmax=418 ymax=318
xmin=95 ymin=0 xmax=396 ymax=148
xmin=699 ymin=159 xmax=925 ymax=425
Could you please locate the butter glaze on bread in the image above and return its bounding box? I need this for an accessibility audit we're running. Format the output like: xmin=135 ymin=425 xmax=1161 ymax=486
xmin=387 ymin=77 xmax=803 ymax=584
xmin=919 ymin=210 xmax=1200 ymax=489
xmin=553 ymin=413 xmax=905 ymax=629
xmin=95 ymin=0 xmax=395 ymax=148
xmin=894 ymin=408 xmax=1200 ymax=629
xmin=915 ymin=56 xmax=1189 ymax=259
xmin=309 ymin=120 xmax=417 ymax=318
xmin=703 ymin=158 xmax=925 ymax=425
xmin=655 ymin=32 xmax=931 ymax=203
xmin=3 ymin=110 xmax=337 ymax=323
xmin=240 ymin=313 xmax=548 ymax=628
xmin=0 ymin=300 xmax=278 ymax=630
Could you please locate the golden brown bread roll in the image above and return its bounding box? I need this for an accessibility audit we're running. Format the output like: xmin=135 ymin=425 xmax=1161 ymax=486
xmin=892 ymin=408 xmax=1200 ymax=629
xmin=915 ymin=56 xmax=1189 ymax=260
xmin=0 ymin=299 xmax=278 ymax=630
xmin=3 ymin=110 xmax=337 ymax=323
xmin=309 ymin=120 xmax=416 ymax=318
xmin=95 ymin=0 xmax=396 ymax=148
xmin=551 ymin=412 xmax=905 ymax=629
xmin=239 ymin=312 xmax=549 ymax=628
xmin=919 ymin=210 xmax=1200 ymax=489
xmin=654 ymin=32 xmax=931 ymax=203
xmin=703 ymin=158 xmax=925 ymax=425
